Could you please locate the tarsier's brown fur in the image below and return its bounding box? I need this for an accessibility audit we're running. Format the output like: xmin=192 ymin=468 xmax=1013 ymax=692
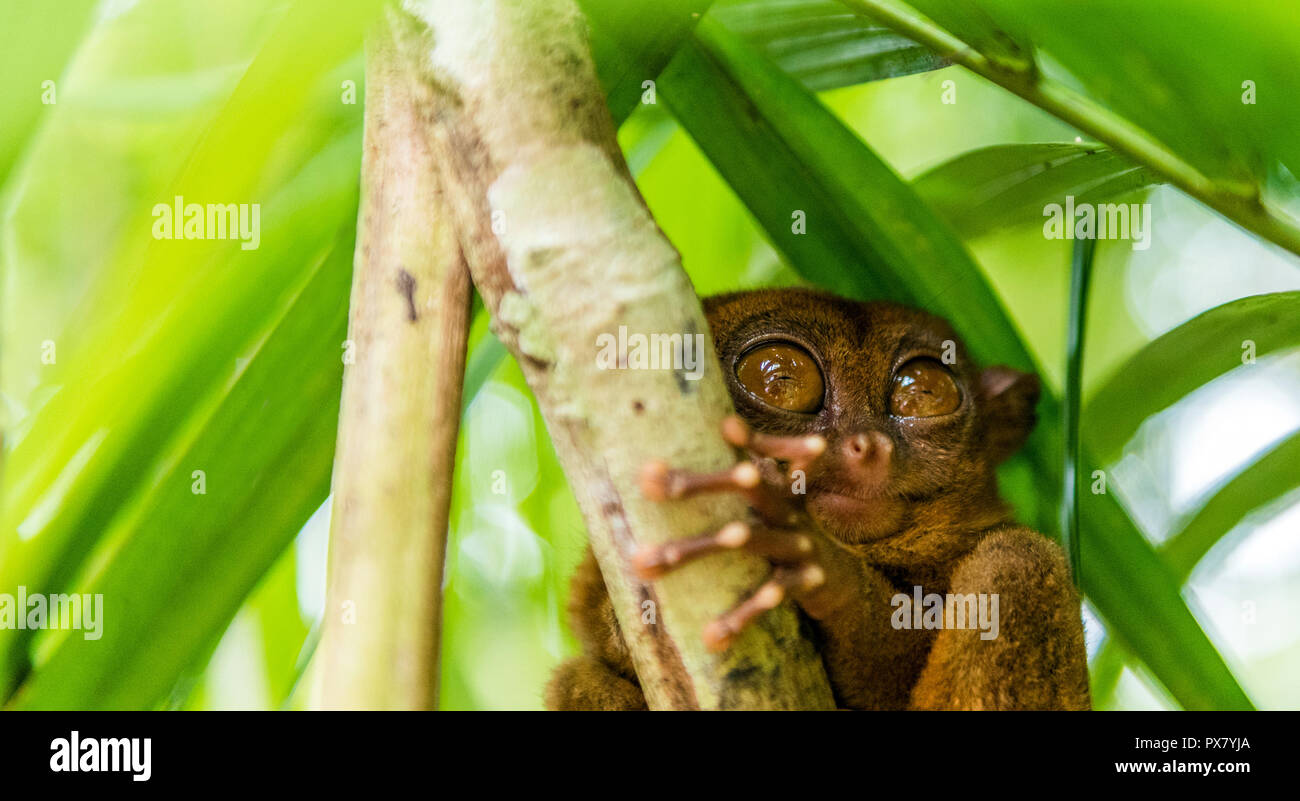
xmin=546 ymin=288 xmax=1090 ymax=710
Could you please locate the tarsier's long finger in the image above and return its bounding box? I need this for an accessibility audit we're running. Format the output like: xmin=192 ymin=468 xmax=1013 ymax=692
xmin=639 ymin=460 xmax=761 ymax=502
xmin=641 ymin=458 xmax=795 ymax=525
xmin=721 ymin=416 xmax=826 ymax=474
xmin=702 ymin=565 xmax=827 ymax=652
xmin=631 ymin=522 xmax=816 ymax=580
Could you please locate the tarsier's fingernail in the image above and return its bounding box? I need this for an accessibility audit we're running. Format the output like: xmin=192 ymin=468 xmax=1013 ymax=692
xmin=731 ymin=462 xmax=761 ymax=488
xmin=783 ymin=434 xmax=826 ymax=462
xmin=721 ymin=415 xmax=751 ymax=447
xmin=639 ymin=461 xmax=672 ymax=501
xmin=703 ymin=620 xmax=733 ymax=652
xmin=800 ymin=564 xmax=826 ymax=589
xmin=754 ymin=583 xmax=786 ymax=609
xmin=796 ymin=535 xmax=814 ymax=553
xmin=630 ymin=547 xmax=662 ymax=579
xmin=716 ymin=521 xmax=750 ymax=547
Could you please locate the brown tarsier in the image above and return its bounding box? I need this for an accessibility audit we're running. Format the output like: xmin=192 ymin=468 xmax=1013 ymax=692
xmin=546 ymin=288 xmax=1091 ymax=710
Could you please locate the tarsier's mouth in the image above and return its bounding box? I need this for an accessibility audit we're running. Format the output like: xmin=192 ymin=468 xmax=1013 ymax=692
xmin=808 ymin=488 xmax=877 ymax=510
xmin=807 ymin=491 xmax=872 ymax=528
xmin=804 ymin=470 xmax=891 ymax=505
xmin=806 ymin=487 xmax=906 ymax=543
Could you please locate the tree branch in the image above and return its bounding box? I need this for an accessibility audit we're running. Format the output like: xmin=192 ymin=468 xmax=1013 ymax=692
xmin=401 ymin=0 xmax=834 ymax=709
xmin=315 ymin=20 xmax=472 ymax=710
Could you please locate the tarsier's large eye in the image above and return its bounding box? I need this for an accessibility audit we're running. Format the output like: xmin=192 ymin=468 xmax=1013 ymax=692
xmin=890 ymin=358 xmax=961 ymax=417
xmin=735 ymin=342 xmax=824 ymax=413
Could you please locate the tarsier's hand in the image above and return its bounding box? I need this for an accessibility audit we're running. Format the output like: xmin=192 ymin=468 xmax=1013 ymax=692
xmin=634 ymin=416 xmax=864 ymax=651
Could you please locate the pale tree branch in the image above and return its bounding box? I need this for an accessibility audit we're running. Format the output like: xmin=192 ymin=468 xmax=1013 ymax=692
xmin=315 ymin=19 xmax=472 ymax=710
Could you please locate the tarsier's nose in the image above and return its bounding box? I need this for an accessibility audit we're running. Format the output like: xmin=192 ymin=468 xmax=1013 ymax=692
xmin=842 ymin=430 xmax=893 ymax=465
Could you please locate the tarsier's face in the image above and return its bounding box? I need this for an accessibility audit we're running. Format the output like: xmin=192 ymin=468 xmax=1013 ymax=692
xmin=704 ymin=288 xmax=1040 ymax=545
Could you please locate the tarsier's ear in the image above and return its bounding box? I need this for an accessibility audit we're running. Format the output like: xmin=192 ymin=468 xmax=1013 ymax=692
xmin=977 ymin=366 xmax=1041 ymax=464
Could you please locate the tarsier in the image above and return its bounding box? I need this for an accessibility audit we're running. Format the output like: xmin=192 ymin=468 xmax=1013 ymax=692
xmin=546 ymin=288 xmax=1091 ymax=710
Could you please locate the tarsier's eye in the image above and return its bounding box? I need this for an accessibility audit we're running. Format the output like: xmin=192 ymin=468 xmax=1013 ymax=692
xmin=735 ymin=342 xmax=824 ymax=413
xmin=890 ymin=358 xmax=961 ymax=417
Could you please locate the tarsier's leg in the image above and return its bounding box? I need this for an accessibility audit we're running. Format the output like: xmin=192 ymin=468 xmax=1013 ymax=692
xmin=909 ymin=527 xmax=1091 ymax=710
xmin=545 ymin=656 xmax=647 ymax=711
xmin=544 ymin=549 xmax=648 ymax=711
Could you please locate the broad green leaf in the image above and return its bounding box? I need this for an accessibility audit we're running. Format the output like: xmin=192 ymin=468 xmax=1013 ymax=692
xmin=579 ymin=0 xmax=714 ymax=126
xmin=1086 ymin=427 xmax=1300 ymax=711
xmin=912 ymin=143 xmax=1161 ymax=239
xmin=1078 ymin=481 xmax=1252 ymax=709
xmin=912 ymin=0 xmax=1300 ymax=187
xmin=1162 ymin=430 xmax=1300 ymax=581
xmin=1084 ymin=403 xmax=1300 ymax=713
xmin=1012 ymin=423 xmax=1300 ymax=712
xmin=1085 ymin=292 xmax=1300 ymax=466
xmin=0 ymin=0 xmax=379 ymax=706
xmin=76 ymin=64 xmax=251 ymax=114
xmin=660 ymin=36 xmax=893 ymax=302
xmin=0 ymin=0 xmax=98 ymax=188
xmin=252 ymin=544 xmax=311 ymax=707
xmin=0 ymin=0 xmax=311 ymax=408
xmin=10 ymin=224 xmax=350 ymax=708
xmin=712 ymin=0 xmax=947 ymax=91
xmin=901 ymin=0 xmax=1032 ymax=69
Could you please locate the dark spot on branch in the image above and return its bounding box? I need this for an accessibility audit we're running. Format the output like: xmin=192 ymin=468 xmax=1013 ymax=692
xmin=672 ymin=371 xmax=693 ymax=394
xmin=396 ymin=268 xmax=418 ymax=323
xmin=724 ymin=660 xmax=760 ymax=685
xmin=719 ymin=658 xmax=766 ymax=710
xmin=672 ymin=318 xmax=703 ymax=394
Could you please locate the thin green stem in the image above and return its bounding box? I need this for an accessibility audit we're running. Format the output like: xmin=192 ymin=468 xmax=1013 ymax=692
xmin=1062 ymin=235 xmax=1095 ymax=589
xmin=841 ymin=0 xmax=1300 ymax=258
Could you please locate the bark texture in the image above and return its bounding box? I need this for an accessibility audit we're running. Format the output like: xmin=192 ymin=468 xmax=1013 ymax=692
xmin=402 ymin=0 xmax=834 ymax=709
